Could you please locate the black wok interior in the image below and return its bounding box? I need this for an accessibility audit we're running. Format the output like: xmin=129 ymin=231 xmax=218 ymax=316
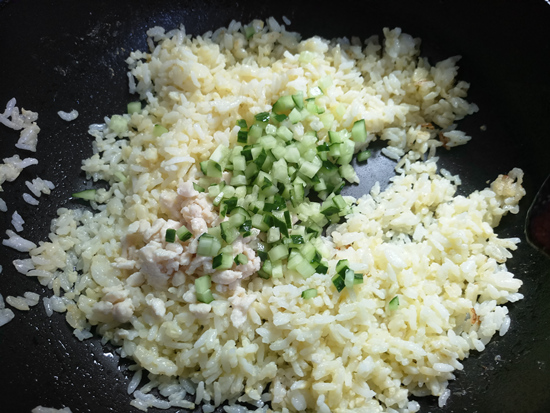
xmin=0 ymin=0 xmax=549 ymax=412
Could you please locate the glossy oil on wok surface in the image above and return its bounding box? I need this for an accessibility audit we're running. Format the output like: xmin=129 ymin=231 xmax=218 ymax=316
xmin=0 ymin=0 xmax=549 ymax=412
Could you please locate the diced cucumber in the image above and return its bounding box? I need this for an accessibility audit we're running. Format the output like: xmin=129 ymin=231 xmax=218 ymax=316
xmin=284 ymin=145 xmax=301 ymax=164
xmin=335 ymin=259 xmax=350 ymax=275
xmin=72 ymin=189 xmax=96 ymax=201
xmin=176 ymin=225 xmax=192 ymax=242
xmin=255 ymin=112 xmax=270 ymax=123
xmin=238 ymin=129 xmax=248 ymax=144
xmin=153 ymin=124 xmax=169 ymax=137
xmin=245 ymin=25 xmax=256 ymax=39
xmin=389 ymin=296 xmax=399 ymax=310
xmin=268 ymin=244 xmax=289 ymax=262
xmin=351 ymin=119 xmax=367 ymax=143
xmin=127 ymin=101 xmax=141 ymax=114
xmin=344 ymin=268 xmax=355 ymax=289
xmin=196 ymin=290 xmax=214 ymax=304
xmin=220 ymin=221 xmax=240 ymax=244
xmin=292 ymin=91 xmax=304 ymax=110
xmin=328 ymin=131 xmax=343 ymax=144
xmin=234 ymin=253 xmax=248 ymax=265
xmin=271 ymin=260 xmax=284 ymax=278
xmin=272 ymin=95 xmax=295 ymax=114
xmin=301 ymin=288 xmax=318 ymax=299
xmin=165 ymin=228 xmax=176 ymax=243
xmin=295 ymin=259 xmax=316 ymax=278
xmin=193 ymin=182 xmax=205 ymax=193
xmin=332 ymin=273 xmax=345 ymax=292
xmin=315 ymin=261 xmax=328 ymax=274
xmin=197 ymin=233 xmax=221 ymax=257
xmin=267 ymin=227 xmax=281 ymax=243
xmin=340 ymin=164 xmax=357 ymax=183
xmin=206 ymin=160 xmax=223 ymax=178
xmin=195 ymin=275 xmax=214 ymax=304
xmin=213 ymin=253 xmax=234 ymax=270
xmin=288 ymin=108 xmax=302 ymax=124
xmin=252 ymin=213 xmax=270 ymax=232
xmin=357 ymin=150 xmax=372 ymax=162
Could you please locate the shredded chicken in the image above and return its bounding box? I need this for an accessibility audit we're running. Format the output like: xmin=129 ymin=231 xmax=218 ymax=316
xmin=119 ymin=179 xmax=262 ymax=319
xmin=229 ymin=287 xmax=256 ymax=328
xmin=91 ymin=285 xmax=135 ymax=323
xmin=189 ymin=303 xmax=211 ymax=318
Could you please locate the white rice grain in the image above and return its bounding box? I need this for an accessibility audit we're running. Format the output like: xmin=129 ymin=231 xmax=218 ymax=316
xmin=58 ymin=110 xmax=79 ymax=121
xmin=6 ymin=295 xmax=30 ymax=311
xmin=31 ymin=406 xmax=73 ymax=413
xmin=23 ymin=192 xmax=39 ymax=205
xmin=438 ymin=389 xmax=451 ymax=407
xmin=16 ymin=123 xmax=40 ymax=152
xmin=24 ymin=291 xmax=40 ymax=307
xmin=127 ymin=369 xmax=143 ymax=395
xmin=11 ymin=210 xmax=24 ymax=232
xmin=43 ymin=297 xmax=53 ymax=317
xmin=3 ymin=229 xmax=37 ymax=252
xmin=0 ymin=308 xmax=15 ymax=327
xmin=73 ymin=328 xmax=93 ymax=341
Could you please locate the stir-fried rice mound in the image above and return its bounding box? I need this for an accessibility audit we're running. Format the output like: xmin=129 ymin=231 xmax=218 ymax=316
xmin=23 ymin=18 xmax=524 ymax=412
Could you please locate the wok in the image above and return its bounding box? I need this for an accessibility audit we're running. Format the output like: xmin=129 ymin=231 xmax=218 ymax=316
xmin=0 ymin=0 xmax=549 ymax=412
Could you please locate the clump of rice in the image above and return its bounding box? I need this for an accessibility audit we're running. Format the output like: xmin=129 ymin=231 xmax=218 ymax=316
xmin=11 ymin=210 xmax=25 ymax=232
xmin=26 ymin=177 xmax=55 ymax=197
xmin=0 ymin=155 xmax=38 ymax=190
xmin=0 ymin=99 xmax=43 ymax=215
xmin=4 ymin=292 xmax=40 ymax=312
xmin=0 ymin=293 xmax=15 ymax=327
xmin=0 ymin=97 xmax=40 ymax=152
xmin=23 ymin=18 xmax=525 ymax=412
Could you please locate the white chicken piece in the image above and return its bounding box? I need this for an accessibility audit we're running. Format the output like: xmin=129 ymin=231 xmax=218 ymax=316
xmin=185 ymin=255 xmax=214 ymax=276
xmin=0 ymin=155 xmax=38 ymax=189
xmin=112 ymin=257 xmax=137 ymax=270
xmin=138 ymin=241 xmax=173 ymax=290
xmin=180 ymin=193 xmax=219 ymax=235
xmin=145 ymin=293 xmax=166 ymax=318
xmin=91 ymin=300 xmax=114 ymax=321
xmin=189 ymin=303 xmax=211 ymax=318
xmin=182 ymin=284 xmax=197 ymax=304
xmin=132 ymin=219 xmax=182 ymax=289
xmin=229 ymin=286 xmax=256 ymax=328
xmin=121 ymin=181 xmax=263 ymax=299
xmin=112 ymin=300 xmax=134 ymax=323
xmin=211 ymin=270 xmax=242 ymax=285
xmin=159 ymin=190 xmax=183 ymax=220
xmin=126 ymin=271 xmax=145 ymax=287
xmin=103 ymin=285 xmax=128 ymax=303
xmin=177 ymin=181 xmax=198 ymax=198
xmin=100 ymin=286 xmax=135 ymax=323
xmin=232 ymin=237 xmax=261 ymax=279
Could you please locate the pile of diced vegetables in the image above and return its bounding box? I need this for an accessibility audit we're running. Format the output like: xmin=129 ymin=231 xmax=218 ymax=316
xmin=76 ymin=85 xmax=374 ymax=304
xmin=185 ymin=88 xmax=373 ymax=303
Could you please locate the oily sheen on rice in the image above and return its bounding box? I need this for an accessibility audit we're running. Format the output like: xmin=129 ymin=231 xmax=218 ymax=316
xmin=24 ymin=18 xmax=525 ymax=412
